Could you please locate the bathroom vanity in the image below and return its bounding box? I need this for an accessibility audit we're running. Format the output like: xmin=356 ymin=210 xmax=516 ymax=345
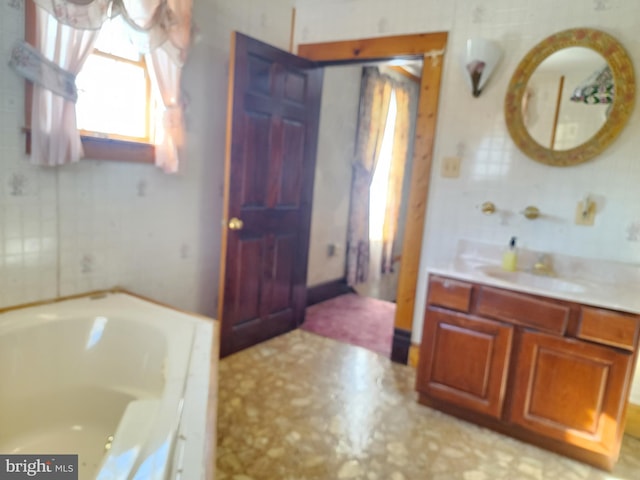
xmin=416 ymin=254 xmax=640 ymax=471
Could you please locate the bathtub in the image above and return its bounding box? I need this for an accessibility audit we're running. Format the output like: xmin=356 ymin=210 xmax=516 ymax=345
xmin=0 ymin=291 xmax=217 ymax=480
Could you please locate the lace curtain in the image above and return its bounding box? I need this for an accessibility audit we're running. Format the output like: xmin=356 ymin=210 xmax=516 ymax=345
xmin=381 ymin=82 xmax=413 ymax=275
xmin=10 ymin=0 xmax=192 ymax=172
xmin=346 ymin=68 xmax=393 ymax=286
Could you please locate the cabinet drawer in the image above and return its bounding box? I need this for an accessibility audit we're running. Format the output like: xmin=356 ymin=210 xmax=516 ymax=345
xmin=578 ymin=307 xmax=639 ymax=351
xmin=476 ymin=286 xmax=569 ymax=335
xmin=427 ymin=276 xmax=473 ymax=312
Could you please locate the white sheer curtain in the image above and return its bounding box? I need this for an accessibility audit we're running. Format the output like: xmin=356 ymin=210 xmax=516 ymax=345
xmin=31 ymin=6 xmax=99 ymax=166
xmin=146 ymin=47 xmax=183 ymax=173
xmin=10 ymin=0 xmax=192 ymax=171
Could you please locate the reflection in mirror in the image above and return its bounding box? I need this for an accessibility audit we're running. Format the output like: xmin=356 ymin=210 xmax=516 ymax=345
xmin=524 ymin=47 xmax=610 ymax=151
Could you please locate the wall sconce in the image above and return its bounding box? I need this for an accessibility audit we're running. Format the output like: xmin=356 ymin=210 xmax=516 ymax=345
xmin=462 ymin=38 xmax=502 ymax=97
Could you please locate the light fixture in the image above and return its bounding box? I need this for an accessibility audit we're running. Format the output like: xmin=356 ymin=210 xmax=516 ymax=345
xmin=462 ymin=38 xmax=502 ymax=97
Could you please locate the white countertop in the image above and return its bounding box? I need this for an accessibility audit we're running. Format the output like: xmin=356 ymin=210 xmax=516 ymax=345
xmin=428 ymin=240 xmax=640 ymax=315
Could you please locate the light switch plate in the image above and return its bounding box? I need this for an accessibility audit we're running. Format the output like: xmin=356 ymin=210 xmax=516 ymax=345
xmin=575 ymin=201 xmax=595 ymax=226
xmin=442 ymin=156 xmax=461 ymax=178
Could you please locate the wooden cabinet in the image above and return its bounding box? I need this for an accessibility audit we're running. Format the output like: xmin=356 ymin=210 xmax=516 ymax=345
xmin=416 ymin=275 xmax=640 ymax=471
xmin=417 ymin=307 xmax=513 ymax=419
xmin=510 ymin=331 xmax=632 ymax=459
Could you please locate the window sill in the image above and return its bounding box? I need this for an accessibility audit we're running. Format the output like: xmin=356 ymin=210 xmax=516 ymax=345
xmin=25 ymin=130 xmax=155 ymax=164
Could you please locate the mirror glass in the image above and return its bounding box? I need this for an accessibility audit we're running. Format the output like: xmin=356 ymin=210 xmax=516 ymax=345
xmin=504 ymin=28 xmax=635 ymax=167
xmin=525 ymin=47 xmax=610 ymax=151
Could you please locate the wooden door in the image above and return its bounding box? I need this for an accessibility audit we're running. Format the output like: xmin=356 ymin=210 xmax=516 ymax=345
xmin=417 ymin=307 xmax=513 ymax=419
xmin=218 ymin=33 xmax=323 ymax=357
xmin=510 ymin=331 xmax=632 ymax=457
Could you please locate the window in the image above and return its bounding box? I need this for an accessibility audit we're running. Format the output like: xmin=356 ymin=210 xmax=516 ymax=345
xmin=24 ymin=1 xmax=155 ymax=163
xmin=76 ymin=15 xmax=152 ymax=143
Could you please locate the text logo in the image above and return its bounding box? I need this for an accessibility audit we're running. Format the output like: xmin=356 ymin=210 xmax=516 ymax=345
xmin=0 ymin=455 xmax=77 ymax=480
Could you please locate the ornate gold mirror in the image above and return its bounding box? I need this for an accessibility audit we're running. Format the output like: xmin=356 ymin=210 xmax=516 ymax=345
xmin=505 ymin=28 xmax=635 ymax=166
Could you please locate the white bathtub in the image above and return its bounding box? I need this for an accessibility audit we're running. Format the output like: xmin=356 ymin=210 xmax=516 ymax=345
xmin=0 ymin=291 xmax=217 ymax=480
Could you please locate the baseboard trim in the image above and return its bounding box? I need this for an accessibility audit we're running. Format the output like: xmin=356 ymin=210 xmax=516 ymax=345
xmin=626 ymin=402 xmax=640 ymax=439
xmin=391 ymin=328 xmax=411 ymax=364
xmin=408 ymin=343 xmax=420 ymax=368
xmin=306 ymin=278 xmax=352 ymax=307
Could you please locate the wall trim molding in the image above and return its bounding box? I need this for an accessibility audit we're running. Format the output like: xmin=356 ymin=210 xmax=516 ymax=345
xmin=391 ymin=328 xmax=411 ymax=364
xmin=626 ymin=402 xmax=640 ymax=439
xmin=408 ymin=343 xmax=420 ymax=368
xmin=306 ymin=278 xmax=352 ymax=307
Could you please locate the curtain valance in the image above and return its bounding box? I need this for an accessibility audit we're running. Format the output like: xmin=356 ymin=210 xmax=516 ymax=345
xmin=8 ymin=0 xmax=192 ymax=172
xmin=34 ymin=0 xmax=191 ymax=65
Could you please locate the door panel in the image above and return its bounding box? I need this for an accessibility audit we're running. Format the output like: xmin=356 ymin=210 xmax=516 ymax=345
xmin=279 ymin=119 xmax=305 ymax=206
xmin=510 ymin=331 xmax=632 ymax=455
xmin=271 ymin=233 xmax=296 ymax=313
xmin=416 ymin=307 xmax=513 ymax=419
xmin=232 ymin=236 xmax=263 ymax=326
xmin=219 ymin=32 xmax=323 ymax=357
xmin=241 ymin=112 xmax=271 ymax=206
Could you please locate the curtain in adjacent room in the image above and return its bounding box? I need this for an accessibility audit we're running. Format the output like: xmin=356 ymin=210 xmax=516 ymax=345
xmin=381 ymin=83 xmax=412 ymax=274
xmin=346 ymin=68 xmax=392 ymax=286
xmin=9 ymin=0 xmax=192 ymax=172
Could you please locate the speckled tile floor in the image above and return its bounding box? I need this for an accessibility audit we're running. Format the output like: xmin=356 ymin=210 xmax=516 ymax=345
xmin=216 ymin=330 xmax=640 ymax=480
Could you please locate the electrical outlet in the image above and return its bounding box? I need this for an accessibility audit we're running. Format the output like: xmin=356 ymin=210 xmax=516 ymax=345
xmin=442 ymin=156 xmax=461 ymax=178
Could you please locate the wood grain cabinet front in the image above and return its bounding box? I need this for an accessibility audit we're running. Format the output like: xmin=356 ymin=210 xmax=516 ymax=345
xmin=426 ymin=276 xmax=473 ymax=312
xmin=417 ymin=274 xmax=640 ymax=471
xmin=509 ymin=330 xmax=632 ymax=468
xmin=417 ymin=307 xmax=513 ymax=419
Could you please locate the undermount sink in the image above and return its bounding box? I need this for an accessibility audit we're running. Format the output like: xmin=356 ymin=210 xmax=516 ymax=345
xmin=476 ymin=265 xmax=588 ymax=294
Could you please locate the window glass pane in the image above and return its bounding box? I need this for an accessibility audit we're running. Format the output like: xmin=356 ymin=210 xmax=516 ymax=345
xmin=94 ymin=16 xmax=140 ymax=61
xmin=76 ymin=54 xmax=147 ymax=139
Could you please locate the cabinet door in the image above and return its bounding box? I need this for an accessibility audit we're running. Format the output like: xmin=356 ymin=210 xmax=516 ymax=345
xmin=417 ymin=307 xmax=513 ymax=418
xmin=510 ymin=331 xmax=632 ymax=456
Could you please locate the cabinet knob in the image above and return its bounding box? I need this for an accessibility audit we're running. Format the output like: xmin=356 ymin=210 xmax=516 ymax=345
xmin=228 ymin=217 xmax=244 ymax=230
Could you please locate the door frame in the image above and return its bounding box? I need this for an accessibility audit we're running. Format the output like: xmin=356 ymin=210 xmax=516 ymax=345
xmin=297 ymin=32 xmax=448 ymax=363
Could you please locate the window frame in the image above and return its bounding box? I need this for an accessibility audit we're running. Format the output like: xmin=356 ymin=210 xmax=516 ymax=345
xmin=24 ymin=0 xmax=155 ymax=164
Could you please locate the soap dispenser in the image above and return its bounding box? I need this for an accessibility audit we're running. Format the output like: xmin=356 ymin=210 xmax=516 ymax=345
xmin=502 ymin=236 xmax=518 ymax=272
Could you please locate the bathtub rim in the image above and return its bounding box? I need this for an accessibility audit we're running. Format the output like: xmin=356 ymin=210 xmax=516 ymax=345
xmin=0 ymin=287 xmax=219 ymax=480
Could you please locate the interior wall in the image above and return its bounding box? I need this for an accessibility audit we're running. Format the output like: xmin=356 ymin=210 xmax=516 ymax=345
xmin=306 ymin=66 xmax=362 ymax=287
xmin=294 ymin=0 xmax=640 ymax=400
xmin=0 ymin=0 xmax=294 ymax=316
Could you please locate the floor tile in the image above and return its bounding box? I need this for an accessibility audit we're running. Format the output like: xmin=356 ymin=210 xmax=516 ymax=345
xmin=216 ymin=330 xmax=640 ymax=479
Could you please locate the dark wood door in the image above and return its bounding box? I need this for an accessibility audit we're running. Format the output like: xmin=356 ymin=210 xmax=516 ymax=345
xmin=509 ymin=330 xmax=632 ymax=457
xmin=417 ymin=307 xmax=513 ymax=419
xmin=218 ymin=33 xmax=323 ymax=357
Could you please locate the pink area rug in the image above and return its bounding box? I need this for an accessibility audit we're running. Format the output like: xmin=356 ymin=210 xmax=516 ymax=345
xmin=301 ymin=293 xmax=395 ymax=357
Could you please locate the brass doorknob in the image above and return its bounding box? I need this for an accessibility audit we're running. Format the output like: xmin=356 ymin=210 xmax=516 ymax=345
xmin=228 ymin=217 xmax=244 ymax=230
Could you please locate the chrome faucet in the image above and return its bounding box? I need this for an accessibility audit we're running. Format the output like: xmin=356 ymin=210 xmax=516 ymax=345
xmin=531 ymin=254 xmax=556 ymax=277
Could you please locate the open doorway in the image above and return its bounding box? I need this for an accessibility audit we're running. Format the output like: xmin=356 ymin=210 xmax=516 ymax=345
xmin=302 ymin=63 xmax=421 ymax=357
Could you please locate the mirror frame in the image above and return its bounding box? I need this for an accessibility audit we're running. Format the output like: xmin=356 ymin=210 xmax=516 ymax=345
xmin=505 ymin=28 xmax=635 ymax=166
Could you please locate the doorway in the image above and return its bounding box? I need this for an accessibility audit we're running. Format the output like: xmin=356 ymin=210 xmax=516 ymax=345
xmin=298 ymin=33 xmax=447 ymax=363
xmin=302 ymin=63 xmax=421 ymax=357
